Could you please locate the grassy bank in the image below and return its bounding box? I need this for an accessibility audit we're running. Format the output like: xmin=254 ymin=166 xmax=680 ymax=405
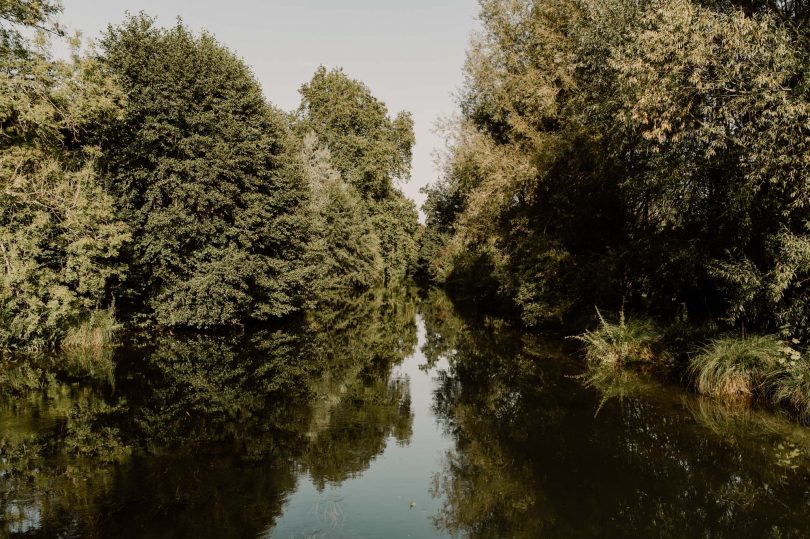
xmin=0 ymin=309 xmax=120 ymax=398
xmin=575 ymin=310 xmax=810 ymax=424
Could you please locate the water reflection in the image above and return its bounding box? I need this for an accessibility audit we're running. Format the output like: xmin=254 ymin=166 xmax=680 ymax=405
xmin=0 ymin=288 xmax=419 ymax=537
xmin=421 ymin=290 xmax=810 ymax=538
xmin=2 ymin=288 xmax=810 ymax=537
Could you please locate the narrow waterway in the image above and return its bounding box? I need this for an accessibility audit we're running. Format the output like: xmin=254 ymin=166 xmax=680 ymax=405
xmin=267 ymin=320 xmax=452 ymax=538
xmin=1 ymin=290 xmax=810 ymax=537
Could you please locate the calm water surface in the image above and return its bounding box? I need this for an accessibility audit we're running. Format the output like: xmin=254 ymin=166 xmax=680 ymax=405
xmin=2 ymin=290 xmax=810 ymax=537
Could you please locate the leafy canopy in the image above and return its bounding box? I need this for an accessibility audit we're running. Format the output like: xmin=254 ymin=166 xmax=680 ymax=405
xmin=99 ymin=15 xmax=311 ymax=328
xmin=0 ymin=0 xmax=128 ymax=351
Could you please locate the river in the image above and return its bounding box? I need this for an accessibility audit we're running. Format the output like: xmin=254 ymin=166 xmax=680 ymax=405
xmin=1 ymin=289 xmax=809 ymax=537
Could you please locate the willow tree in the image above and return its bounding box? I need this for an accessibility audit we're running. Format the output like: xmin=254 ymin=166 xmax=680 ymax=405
xmin=0 ymin=1 xmax=129 ymax=351
xmin=99 ymin=16 xmax=311 ymax=328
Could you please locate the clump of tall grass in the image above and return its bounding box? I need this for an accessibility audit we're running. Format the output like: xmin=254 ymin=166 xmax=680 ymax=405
xmin=573 ymin=309 xmax=671 ymax=413
xmin=573 ymin=309 xmax=667 ymax=370
xmin=61 ymin=309 xmax=120 ymax=380
xmin=768 ymin=356 xmax=810 ymax=423
xmin=688 ymin=335 xmax=784 ymax=401
xmin=62 ymin=309 xmax=119 ymax=351
xmin=689 ymin=335 xmax=810 ymax=422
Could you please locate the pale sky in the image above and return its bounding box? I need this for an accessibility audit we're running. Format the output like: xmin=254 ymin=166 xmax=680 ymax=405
xmin=59 ymin=0 xmax=480 ymax=219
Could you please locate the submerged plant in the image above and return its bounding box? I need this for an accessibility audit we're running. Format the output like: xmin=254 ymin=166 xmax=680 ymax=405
xmin=688 ymin=336 xmax=784 ymax=401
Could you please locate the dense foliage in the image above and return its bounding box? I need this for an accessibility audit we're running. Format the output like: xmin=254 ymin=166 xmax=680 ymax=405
xmin=98 ymin=15 xmax=312 ymax=328
xmin=297 ymin=67 xmax=420 ymax=284
xmin=0 ymin=1 xmax=128 ymax=351
xmin=302 ymin=133 xmax=384 ymax=292
xmin=0 ymin=0 xmax=62 ymax=55
xmin=423 ymin=0 xmax=810 ymax=341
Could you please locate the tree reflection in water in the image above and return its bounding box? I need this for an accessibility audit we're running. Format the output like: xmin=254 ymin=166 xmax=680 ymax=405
xmin=0 ymin=287 xmax=417 ymax=538
xmin=421 ymin=290 xmax=810 ymax=538
xmin=3 ymin=288 xmax=810 ymax=537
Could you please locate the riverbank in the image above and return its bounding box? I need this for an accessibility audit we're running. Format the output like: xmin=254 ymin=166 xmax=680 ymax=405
xmin=574 ymin=309 xmax=810 ymax=425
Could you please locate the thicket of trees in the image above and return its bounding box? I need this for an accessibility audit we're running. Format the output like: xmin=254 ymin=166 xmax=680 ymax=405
xmin=297 ymin=67 xmax=420 ymax=286
xmin=8 ymin=0 xmax=809 ymax=368
xmin=0 ymin=1 xmax=129 ymax=351
xmin=0 ymin=2 xmax=419 ymax=351
xmin=422 ymin=0 xmax=810 ymax=341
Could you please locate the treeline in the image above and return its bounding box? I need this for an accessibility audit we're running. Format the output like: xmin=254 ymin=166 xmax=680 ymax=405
xmin=421 ymin=0 xmax=810 ymax=413
xmin=422 ymin=0 xmax=810 ymax=338
xmin=0 ymin=1 xmax=419 ymax=352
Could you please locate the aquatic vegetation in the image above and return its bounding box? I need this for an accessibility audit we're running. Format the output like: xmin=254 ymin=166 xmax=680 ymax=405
xmin=768 ymin=356 xmax=810 ymax=423
xmin=684 ymin=395 xmax=764 ymax=438
xmin=61 ymin=309 xmax=120 ymax=379
xmin=688 ymin=336 xmax=784 ymax=401
xmin=687 ymin=334 xmax=810 ymax=421
xmin=574 ymin=310 xmax=667 ymax=370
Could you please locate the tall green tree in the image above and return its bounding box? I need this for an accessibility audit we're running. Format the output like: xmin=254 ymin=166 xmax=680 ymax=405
xmin=297 ymin=67 xmax=414 ymax=201
xmin=297 ymin=67 xmax=419 ymax=282
xmin=0 ymin=1 xmax=129 ymax=351
xmin=368 ymin=193 xmax=420 ymax=283
xmin=425 ymin=0 xmax=810 ymax=337
xmin=302 ymin=133 xmax=384 ymax=292
xmin=99 ymin=16 xmax=311 ymax=328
